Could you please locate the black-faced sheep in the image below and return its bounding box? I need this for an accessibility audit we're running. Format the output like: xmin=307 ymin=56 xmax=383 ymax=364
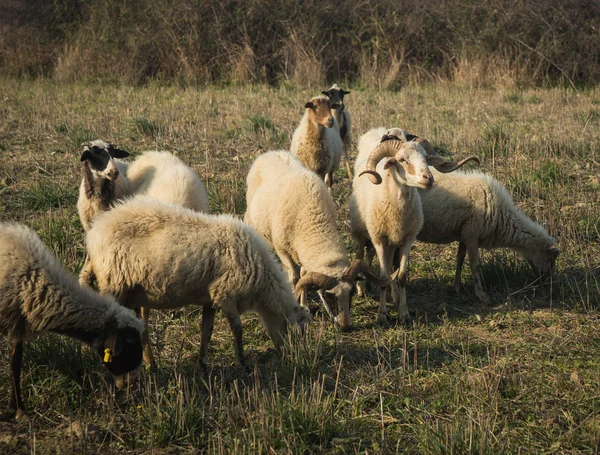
xmin=84 ymin=198 xmax=309 ymax=372
xmin=244 ymin=151 xmax=387 ymax=331
xmin=0 ymin=223 xmax=143 ymax=420
xmin=322 ymin=84 xmax=353 ymax=179
xmin=290 ymin=95 xmax=344 ymax=193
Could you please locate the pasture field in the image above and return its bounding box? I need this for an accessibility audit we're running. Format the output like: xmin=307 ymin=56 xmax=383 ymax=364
xmin=0 ymin=77 xmax=599 ymax=454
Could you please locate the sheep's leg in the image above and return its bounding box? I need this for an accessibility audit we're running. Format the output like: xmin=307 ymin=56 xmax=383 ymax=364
xmin=343 ymin=149 xmax=353 ymax=180
xmin=354 ymin=236 xmax=368 ymax=297
xmin=467 ymin=244 xmax=489 ymax=302
xmin=78 ymin=256 xmax=96 ymax=288
xmin=374 ymin=242 xmax=392 ymax=324
xmin=394 ymin=242 xmax=412 ymax=322
xmin=325 ymin=173 xmax=333 ymax=194
xmin=9 ymin=341 xmax=27 ymax=421
xmin=140 ymin=307 xmax=155 ymax=368
xmin=299 ymin=267 xmax=308 ymax=309
xmin=225 ymin=313 xmax=248 ymax=371
xmin=277 ymin=250 xmax=300 ymax=286
xmin=198 ymin=303 xmax=216 ymax=373
xmin=454 ymin=242 xmax=467 ymax=293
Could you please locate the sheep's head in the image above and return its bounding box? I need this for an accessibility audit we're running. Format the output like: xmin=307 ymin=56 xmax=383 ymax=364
xmin=304 ymin=95 xmax=340 ymax=129
xmin=521 ymin=243 xmax=560 ymax=280
xmin=322 ymin=84 xmax=350 ymax=106
xmin=294 ymin=260 xmax=388 ymax=331
xmin=80 ymin=140 xmax=130 ymax=180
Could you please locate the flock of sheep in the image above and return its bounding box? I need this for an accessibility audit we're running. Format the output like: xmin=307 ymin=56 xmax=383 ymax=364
xmin=0 ymin=84 xmax=559 ymax=421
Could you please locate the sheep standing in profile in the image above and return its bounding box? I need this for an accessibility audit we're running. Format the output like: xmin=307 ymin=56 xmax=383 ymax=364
xmin=350 ymin=128 xmax=479 ymax=323
xmin=290 ymin=95 xmax=344 ymax=193
xmin=417 ymin=168 xmax=560 ymax=301
xmin=322 ymin=84 xmax=353 ymax=179
xmin=85 ymin=198 xmax=309 ymax=372
xmin=0 ymin=223 xmax=143 ymax=420
xmin=245 ymin=151 xmax=387 ymax=331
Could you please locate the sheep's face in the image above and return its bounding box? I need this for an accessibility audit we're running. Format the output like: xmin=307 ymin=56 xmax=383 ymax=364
xmin=524 ymin=245 xmax=560 ymax=279
xmin=322 ymin=85 xmax=350 ymax=105
xmin=288 ymin=304 xmax=311 ymax=328
xmin=80 ymin=140 xmax=129 ymax=181
xmin=305 ymin=96 xmax=338 ymax=129
xmin=324 ymin=281 xmax=354 ymax=331
xmin=388 ymin=143 xmax=434 ymax=189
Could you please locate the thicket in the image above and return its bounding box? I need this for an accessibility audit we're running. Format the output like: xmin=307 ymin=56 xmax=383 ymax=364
xmin=1 ymin=0 xmax=600 ymax=87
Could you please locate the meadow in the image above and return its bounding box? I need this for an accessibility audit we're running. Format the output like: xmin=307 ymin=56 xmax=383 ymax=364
xmin=0 ymin=77 xmax=599 ymax=454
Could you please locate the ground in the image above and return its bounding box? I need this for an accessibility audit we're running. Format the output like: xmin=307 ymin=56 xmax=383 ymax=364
xmin=0 ymin=78 xmax=598 ymax=454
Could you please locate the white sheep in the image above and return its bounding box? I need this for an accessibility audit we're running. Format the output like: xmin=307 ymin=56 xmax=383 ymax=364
xmin=322 ymin=84 xmax=353 ymax=179
xmin=290 ymin=95 xmax=344 ymax=193
xmin=0 ymin=222 xmax=144 ymax=421
xmin=84 ymin=197 xmax=310 ymax=371
xmin=417 ymin=168 xmax=560 ymax=301
xmin=244 ymin=151 xmax=387 ymax=331
xmin=77 ymin=140 xmax=131 ymax=232
xmin=350 ymin=128 xmax=479 ymax=323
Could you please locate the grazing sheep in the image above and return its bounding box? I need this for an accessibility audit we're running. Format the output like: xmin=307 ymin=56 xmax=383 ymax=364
xmin=417 ymin=168 xmax=560 ymax=301
xmin=77 ymin=140 xmax=130 ymax=232
xmin=290 ymin=95 xmax=344 ymax=193
xmin=350 ymin=128 xmax=479 ymax=323
xmin=0 ymin=223 xmax=143 ymax=420
xmin=322 ymin=84 xmax=353 ymax=179
xmin=85 ymin=197 xmax=310 ymax=371
xmin=244 ymin=151 xmax=387 ymax=331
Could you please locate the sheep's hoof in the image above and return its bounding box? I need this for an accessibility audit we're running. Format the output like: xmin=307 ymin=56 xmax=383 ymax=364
xmin=15 ymin=409 xmax=28 ymax=423
xmin=377 ymin=313 xmax=389 ymax=326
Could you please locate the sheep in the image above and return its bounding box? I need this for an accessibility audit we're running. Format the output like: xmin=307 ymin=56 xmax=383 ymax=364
xmin=79 ymin=150 xmax=210 ymax=365
xmin=417 ymin=167 xmax=560 ymax=302
xmin=77 ymin=140 xmax=130 ymax=232
xmin=350 ymin=128 xmax=480 ymax=323
xmin=0 ymin=222 xmax=144 ymax=421
xmin=290 ymin=95 xmax=344 ymax=193
xmin=84 ymin=197 xmax=310 ymax=372
xmin=244 ymin=151 xmax=387 ymax=331
xmin=322 ymin=84 xmax=353 ymax=179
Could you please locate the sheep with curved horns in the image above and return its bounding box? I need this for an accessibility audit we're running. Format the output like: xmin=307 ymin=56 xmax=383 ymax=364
xmin=290 ymin=95 xmax=344 ymax=193
xmin=322 ymin=84 xmax=353 ymax=179
xmin=85 ymin=197 xmax=310 ymax=372
xmin=0 ymin=223 xmax=143 ymax=421
xmin=350 ymin=128 xmax=480 ymax=323
xmin=417 ymin=168 xmax=560 ymax=301
xmin=244 ymin=151 xmax=387 ymax=331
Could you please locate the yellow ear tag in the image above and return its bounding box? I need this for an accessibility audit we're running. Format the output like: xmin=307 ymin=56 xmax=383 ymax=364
xmin=104 ymin=348 xmax=112 ymax=363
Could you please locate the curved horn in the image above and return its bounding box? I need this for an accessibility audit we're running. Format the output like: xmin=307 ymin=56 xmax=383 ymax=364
xmin=294 ymin=272 xmax=338 ymax=298
xmin=343 ymin=259 xmax=390 ymax=287
xmin=429 ymin=156 xmax=481 ymax=173
xmin=358 ymin=140 xmax=404 ymax=185
xmin=414 ymin=137 xmax=436 ymax=156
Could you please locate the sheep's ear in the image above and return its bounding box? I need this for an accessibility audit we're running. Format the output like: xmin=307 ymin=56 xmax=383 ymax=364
xmin=105 ymin=331 xmax=123 ymax=358
xmin=383 ymin=158 xmax=397 ymax=170
xmin=405 ymin=133 xmax=419 ymax=142
xmin=322 ymin=91 xmax=330 ymax=97
xmin=547 ymin=246 xmax=560 ymax=258
xmin=381 ymin=134 xmax=400 ymax=143
xmin=304 ymin=101 xmax=316 ymax=110
xmin=425 ymin=155 xmax=447 ymax=167
xmin=109 ymin=147 xmax=130 ymax=158
xmin=80 ymin=150 xmax=92 ymax=162
xmin=341 ymin=90 xmax=350 ymax=96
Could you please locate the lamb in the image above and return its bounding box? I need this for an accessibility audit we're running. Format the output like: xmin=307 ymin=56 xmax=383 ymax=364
xmin=322 ymin=84 xmax=353 ymax=179
xmin=290 ymin=95 xmax=344 ymax=193
xmin=244 ymin=151 xmax=387 ymax=331
xmin=350 ymin=128 xmax=479 ymax=323
xmin=0 ymin=222 xmax=143 ymax=421
xmin=417 ymin=168 xmax=560 ymax=302
xmin=84 ymin=197 xmax=310 ymax=372
xmin=77 ymin=140 xmax=130 ymax=232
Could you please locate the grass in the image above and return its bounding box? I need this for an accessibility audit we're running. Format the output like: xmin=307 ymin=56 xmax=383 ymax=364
xmin=0 ymin=78 xmax=599 ymax=453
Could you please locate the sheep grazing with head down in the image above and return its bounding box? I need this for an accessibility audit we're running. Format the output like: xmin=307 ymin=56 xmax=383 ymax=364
xmin=350 ymin=128 xmax=480 ymax=323
xmin=291 ymin=95 xmax=344 ymax=193
xmin=85 ymin=197 xmax=310 ymax=372
xmin=0 ymin=223 xmax=143 ymax=421
xmin=417 ymin=167 xmax=560 ymax=302
xmin=322 ymin=84 xmax=353 ymax=179
xmin=244 ymin=151 xmax=387 ymax=331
